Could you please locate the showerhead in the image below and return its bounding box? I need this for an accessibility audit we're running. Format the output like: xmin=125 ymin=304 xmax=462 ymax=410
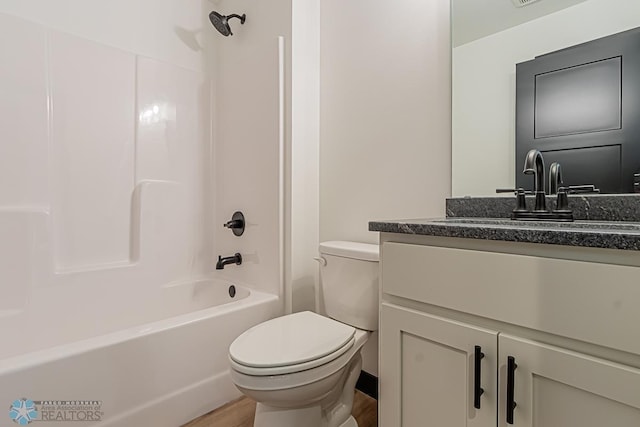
xmin=209 ymin=11 xmax=246 ymax=37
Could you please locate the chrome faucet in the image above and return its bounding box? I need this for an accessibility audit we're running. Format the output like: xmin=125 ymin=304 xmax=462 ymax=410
xmin=216 ymin=253 xmax=242 ymax=270
xmin=549 ymin=162 xmax=564 ymax=195
xmin=523 ymin=149 xmax=547 ymax=211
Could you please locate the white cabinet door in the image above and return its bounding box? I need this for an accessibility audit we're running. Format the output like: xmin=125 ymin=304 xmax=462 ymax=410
xmin=498 ymin=334 xmax=640 ymax=427
xmin=380 ymin=303 xmax=498 ymax=427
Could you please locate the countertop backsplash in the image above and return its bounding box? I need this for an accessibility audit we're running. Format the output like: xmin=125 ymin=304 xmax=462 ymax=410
xmin=446 ymin=194 xmax=640 ymax=222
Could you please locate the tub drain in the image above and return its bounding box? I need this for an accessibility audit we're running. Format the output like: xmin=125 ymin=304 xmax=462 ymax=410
xmin=228 ymin=285 xmax=236 ymax=298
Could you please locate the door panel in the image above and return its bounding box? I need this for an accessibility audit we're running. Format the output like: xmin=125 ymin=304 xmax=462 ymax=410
xmin=380 ymin=303 xmax=497 ymax=427
xmin=402 ymin=332 xmax=468 ymax=427
xmin=499 ymin=334 xmax=640 ymax=427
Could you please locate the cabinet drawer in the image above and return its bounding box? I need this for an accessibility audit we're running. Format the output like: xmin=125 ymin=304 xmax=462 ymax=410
xmin=381 ymin=242 xmax=640 ymax=355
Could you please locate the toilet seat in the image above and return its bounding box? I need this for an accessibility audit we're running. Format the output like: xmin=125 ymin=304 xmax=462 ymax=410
xmin=230 ymin=329 xmax=370 ymax=392
xmin=229 ymin=311 xmax=356 ymax=376
xmin=230 ymin=336 xmax=355 ymax=376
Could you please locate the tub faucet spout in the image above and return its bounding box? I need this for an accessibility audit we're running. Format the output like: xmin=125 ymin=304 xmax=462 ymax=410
xmin=216 ymin=253 xmax=242 ymax=270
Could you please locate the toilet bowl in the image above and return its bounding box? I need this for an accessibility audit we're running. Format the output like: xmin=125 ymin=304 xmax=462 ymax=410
xmin=228 ymin=241 xmax=379 ymax=427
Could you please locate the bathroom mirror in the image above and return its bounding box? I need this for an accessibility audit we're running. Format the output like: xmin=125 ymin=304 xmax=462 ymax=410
xmin=451 ymin=0 xmax=640 ymax=197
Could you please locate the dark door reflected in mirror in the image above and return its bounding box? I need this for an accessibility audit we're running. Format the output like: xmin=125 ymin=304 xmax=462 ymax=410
xmin=516 ymin=28 xmax=640 ymax=194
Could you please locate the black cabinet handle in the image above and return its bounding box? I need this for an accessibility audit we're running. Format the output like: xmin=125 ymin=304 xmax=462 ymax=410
xmin=474 ymin=345 xmax=485 ymax=409
xmin=506 ymin=356 xmax=518 ymax=424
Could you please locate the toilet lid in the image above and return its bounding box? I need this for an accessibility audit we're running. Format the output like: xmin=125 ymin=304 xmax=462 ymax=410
xmin=229 ymin=311 xmax=356 ymax=368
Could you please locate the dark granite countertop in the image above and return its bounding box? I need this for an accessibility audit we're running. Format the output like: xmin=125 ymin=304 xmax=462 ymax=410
xmin=369 ymin=218 xmax=640 ymax=251
xmin=369 ymin=195 xmax=640 ymax=251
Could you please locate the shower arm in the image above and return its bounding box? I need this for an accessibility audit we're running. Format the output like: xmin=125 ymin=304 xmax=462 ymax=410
xmin=227 ymin=14 xmax=246 ymax=23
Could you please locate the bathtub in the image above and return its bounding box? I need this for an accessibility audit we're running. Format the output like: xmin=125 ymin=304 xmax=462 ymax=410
xmin=0 ymin=279 xmax=281 ymax=427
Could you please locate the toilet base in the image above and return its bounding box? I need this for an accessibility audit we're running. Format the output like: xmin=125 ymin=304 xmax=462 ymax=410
xmin=254 ymin=404 xmax=358 ymax=427
xmin=251 ymin=354 xmax=363 ymax=427
xmin=339 ymin=415 xmax=358 ymax=427
xmin=254 ymin=404 xmax=321 ymax=427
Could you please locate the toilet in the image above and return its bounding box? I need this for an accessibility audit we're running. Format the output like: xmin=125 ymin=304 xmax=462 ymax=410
xmin=228 ymin=241 xmax=379 ymax=427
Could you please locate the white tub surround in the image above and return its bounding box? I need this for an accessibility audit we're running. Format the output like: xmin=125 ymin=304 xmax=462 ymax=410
xmin=0 ymin=282 xmax=280 ymax=427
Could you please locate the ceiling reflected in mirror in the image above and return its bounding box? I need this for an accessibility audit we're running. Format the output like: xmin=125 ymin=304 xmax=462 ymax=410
xmin=452 ymin=0 xmax=588 ymax=47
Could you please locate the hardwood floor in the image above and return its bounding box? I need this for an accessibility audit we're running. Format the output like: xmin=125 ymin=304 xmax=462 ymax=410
xmin=350 ymin=391 xmax=378 ymax=427
xmin=183 ymin=396 xmax=255 ymax=427
xmin=182 ymin=391 xmax=377 ymax=427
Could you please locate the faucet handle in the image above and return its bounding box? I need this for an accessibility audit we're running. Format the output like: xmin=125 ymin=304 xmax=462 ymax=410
xmin=550 ymin=187 xmax=574 ymax=221
xmin=512 ymin=188 xmax=528 ymax=213
xmin=496 ymin=188 xmax=534 ymax=195
xmin=553 ymin=187 xmax=572 ymax=213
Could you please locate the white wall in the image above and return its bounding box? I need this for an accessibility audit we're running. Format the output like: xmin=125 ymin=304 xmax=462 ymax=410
xmin=319 ymin=0 xmax=452 ymax=375
xmin=290 ymin=0 xmax=320 ymax=312
xmin=320 ymin=0 xmax=452 ymax=245
xmin=453 ymin=0 xmax=640 ymax=196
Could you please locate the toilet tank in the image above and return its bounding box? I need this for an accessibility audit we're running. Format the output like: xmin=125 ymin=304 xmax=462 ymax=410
xmin=318 ymin=241 xmax=379 ymax=331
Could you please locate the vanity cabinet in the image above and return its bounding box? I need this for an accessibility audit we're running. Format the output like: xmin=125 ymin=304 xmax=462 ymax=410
xmin=379 ymin=239 xmax=640 ymax=427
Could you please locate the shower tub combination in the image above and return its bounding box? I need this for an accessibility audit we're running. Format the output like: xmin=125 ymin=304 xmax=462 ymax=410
xmin=0 ymin=7 xmax=284 ymax=427
xmin=0 ymin=279 xmax=281 ymax=427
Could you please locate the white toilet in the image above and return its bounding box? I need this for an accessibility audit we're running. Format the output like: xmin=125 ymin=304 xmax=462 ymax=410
xmin=228 ymin=241 xmax=379 ymax=427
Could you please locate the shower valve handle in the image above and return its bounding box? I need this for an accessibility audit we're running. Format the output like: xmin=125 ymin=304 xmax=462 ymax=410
xmin=224 ymin=220 xmax=243 ymax=229
xmin=223 ymin=211 xmax=245 ymax=236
